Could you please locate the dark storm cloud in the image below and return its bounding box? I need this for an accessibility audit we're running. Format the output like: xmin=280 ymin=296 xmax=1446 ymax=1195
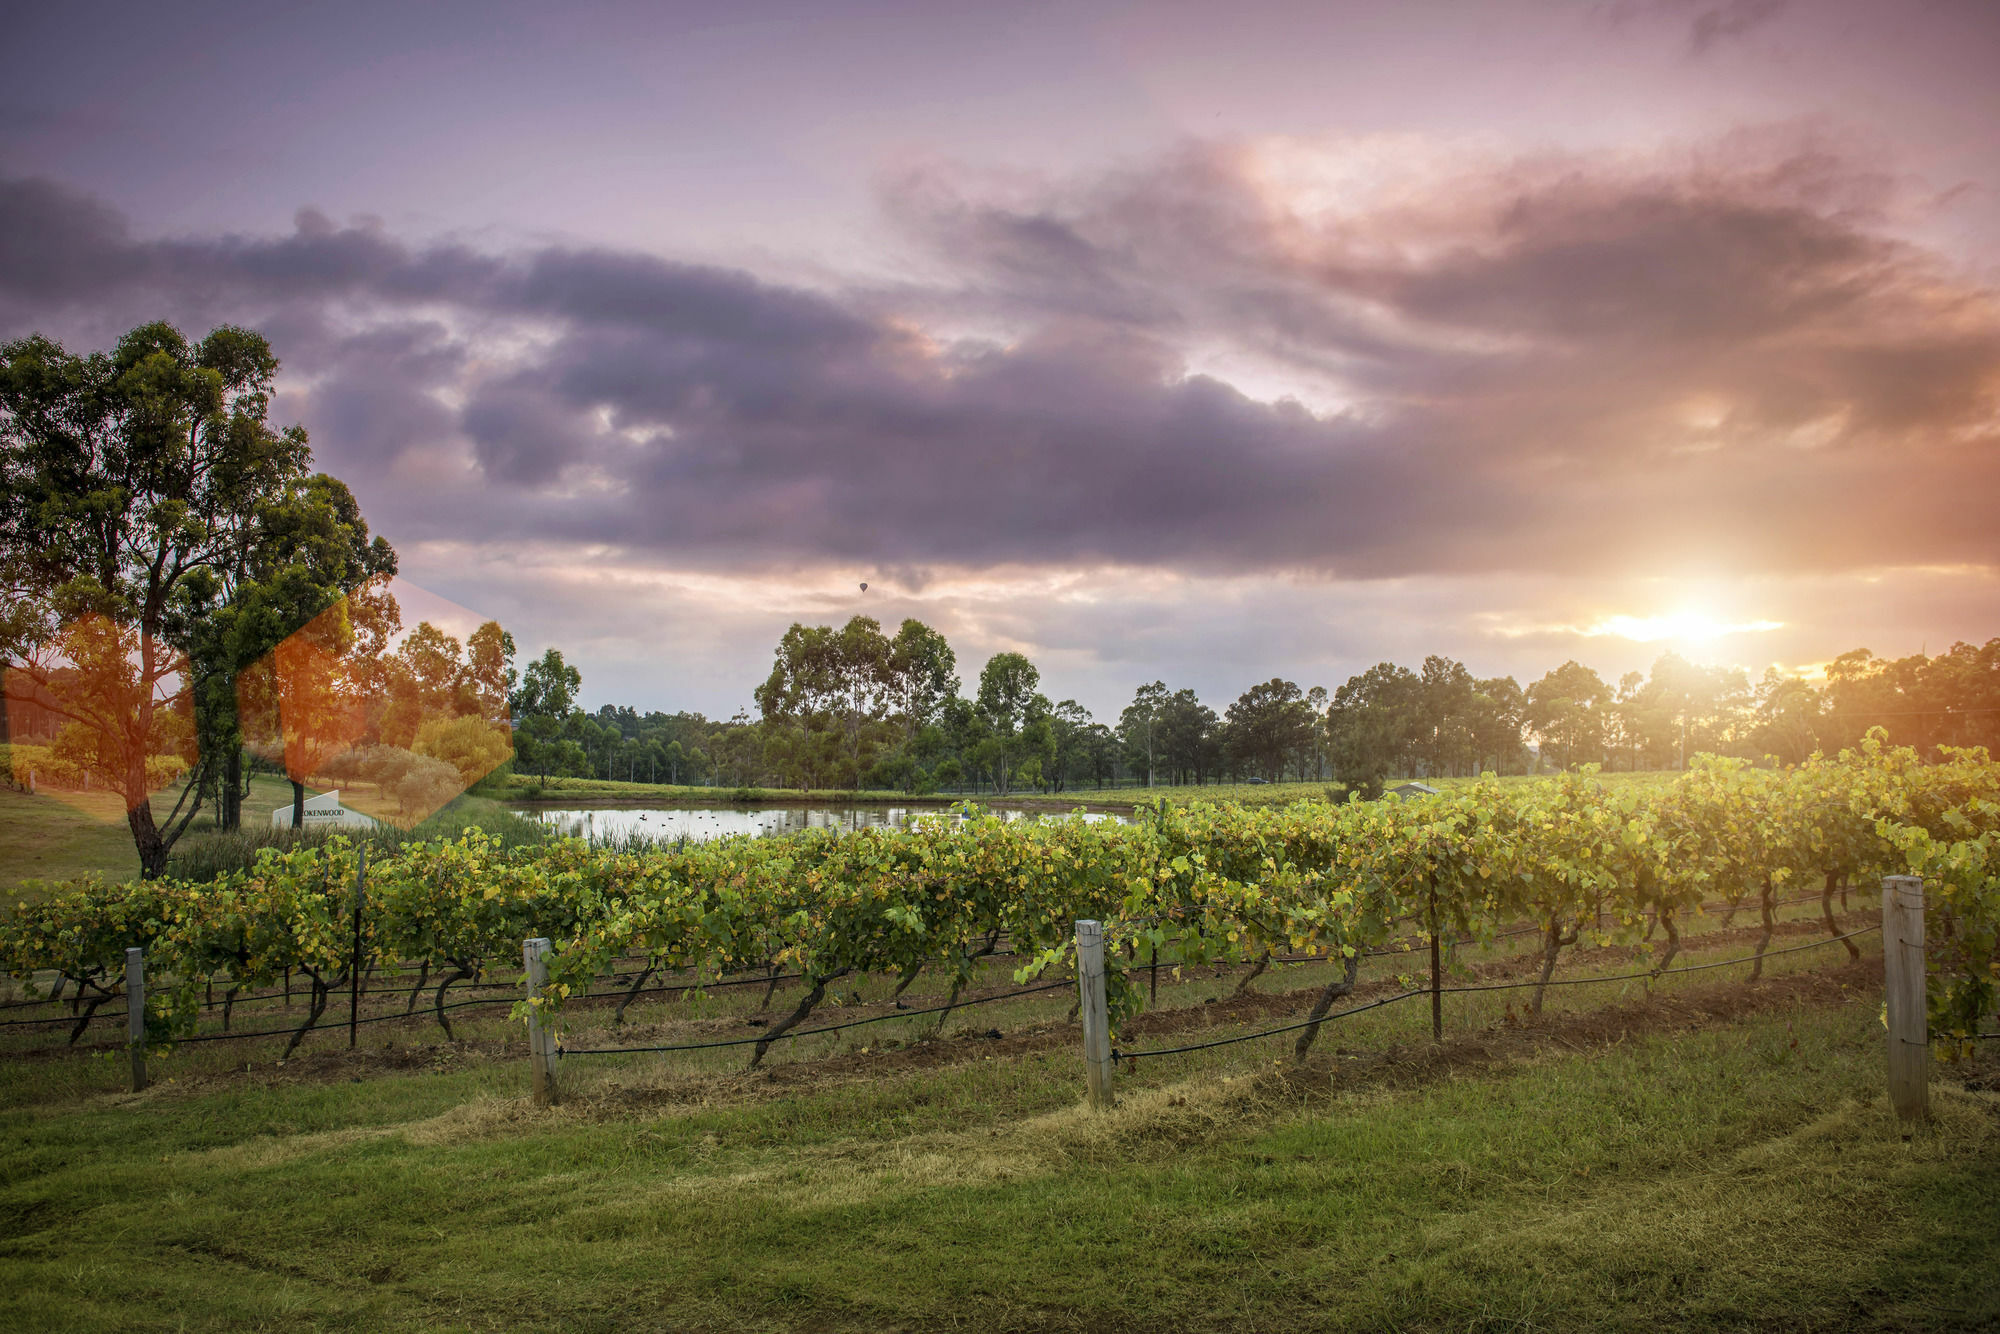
xmin=1 ymin=128 xmax=1996 ymax=581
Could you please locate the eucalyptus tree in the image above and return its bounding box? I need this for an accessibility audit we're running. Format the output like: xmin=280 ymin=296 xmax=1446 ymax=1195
xmin=974 ymin=652 xmax=1048 ymax=795
xmin=0 ymin=321 xmax=391 ymax=874
xmin=1328 ymin=662 xmax=1421 ymax=791
xmin=1119 ymin=680 xmax=1169 ymax=787
xmin=888 ymin=618 xmax=958 ymax=739
xmin=1225 ymin=678 xmax=1313 ymax=782
xmin=510 ymin=648 xmax=586 ymax=783
xmin=755 ymin=616 xmax=901 ymax=789
xmin=1525 ymin=660 xmax=1611 ymax=772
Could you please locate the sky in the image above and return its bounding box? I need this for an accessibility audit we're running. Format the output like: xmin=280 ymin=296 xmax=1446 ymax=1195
xmin=2 ymin=0 xmax=1997 ymax=719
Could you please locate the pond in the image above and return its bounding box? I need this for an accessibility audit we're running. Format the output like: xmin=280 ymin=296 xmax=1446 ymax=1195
xmin=515 ymin=804 xmax=1130 ymax=844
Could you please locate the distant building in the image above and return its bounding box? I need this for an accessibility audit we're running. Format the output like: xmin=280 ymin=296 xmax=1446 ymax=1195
xmin=270 ymin=789 xmax=379 ymax=829
xmin=1390 ymin=782 xmax=1439 ymax=798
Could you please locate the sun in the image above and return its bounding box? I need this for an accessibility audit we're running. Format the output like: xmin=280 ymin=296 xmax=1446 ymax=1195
xmin=1584 ymin=609 xmax=1784 ymax=647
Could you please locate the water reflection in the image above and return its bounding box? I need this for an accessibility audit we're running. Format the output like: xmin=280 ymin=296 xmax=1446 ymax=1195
xmin=521 ymin=804 xmax=1128 ymax=844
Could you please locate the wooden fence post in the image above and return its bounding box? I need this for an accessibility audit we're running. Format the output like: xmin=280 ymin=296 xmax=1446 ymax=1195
xmin=125 ymin=947 xmax=147 ymax=1093
xmin=525 ymin=937 xmax=559 ymax=1106
xmin=1075 ymin=920 xmax=1114 ymax=1111
xmin=349 ymin=846 xmax=367 ymax=1050
xmin=1429 ymin=885 xmax=1443 ymax=1045
xmin=1882 ymin=875 xmax=1928 ymax=1122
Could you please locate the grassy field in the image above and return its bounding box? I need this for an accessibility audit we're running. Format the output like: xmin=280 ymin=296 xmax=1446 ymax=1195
xmin=499 ymin=774 xmax=913 ymax=804
xmin=0 ymin=775 xmax=549 ymax=895
xmin=496 ymin=769 xmax=1693 ymax=813
xmin=1048 ymin=769 xmax=1681 ymax=811
xmin=2 ymin=902 xmax=1993 ymax=1332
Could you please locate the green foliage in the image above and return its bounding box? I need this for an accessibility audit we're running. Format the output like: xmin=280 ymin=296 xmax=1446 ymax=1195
xmin=4 ymin=740 xmax=1996 ymax=1052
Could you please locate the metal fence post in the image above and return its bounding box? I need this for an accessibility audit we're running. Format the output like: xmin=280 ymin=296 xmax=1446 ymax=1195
xmin=1882 ymin=875 xmax=1928 ymax=1122
xmin=126 ymin=947 xmax=147 ymax=1093
xmin=1075 ymin=920 xmax=1113 ymax=1111
xmin=525 ymin=937 xmax=559 ymax=1106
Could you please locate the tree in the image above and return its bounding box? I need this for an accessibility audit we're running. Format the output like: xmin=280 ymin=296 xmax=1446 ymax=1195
xmin=1304 ymin=685 xmax=1329 ymax=779
xmin=186 ymin=473 xmax=396 ymax=829
xmin=510 ymin=648 xmax=584 ymax=784
xmin=1750 ymin=669 xmax=1823 ymax=766
xmin=1327 ymin=662 xmax=1420 ymax=790
xmin=1416 ymin=656 xmax=1477 ymax=777
xmin=1045 ymin=699 xmax=1095 ymax=791
xmin=975 ymin=652 xmax=1045 ymax=795
xmin=0 ymin=321 xmax=386 ymax=876
xmin=1468 ymin=676 xmax=1526 ymax=775
xmin=1158 ymin=688 xmax=1220 ymax=785
xmin=1525 ymin=661 xmax=1611 ymax=771
xmin=1226 ymin=678 xmax=1313 ymax=782
xmin=754 ymin=617 xmax=898 ymax=790
xmin=887 ymin=619 xmax=959 ymax=740
xmin=1119 ymin=681 xmax=1169 ymax=787
xmin=237 ymin=575 xmax=398 ymax=827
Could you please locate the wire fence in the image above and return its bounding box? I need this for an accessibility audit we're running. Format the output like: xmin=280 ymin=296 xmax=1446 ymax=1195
xmin=1108 ymin=925 xmax=1880 ymax=1063
xmin=0 ymin=895 xmax=1875 ymax=1046
xmin=558 ymin=977 xmax=1077 ymax=1057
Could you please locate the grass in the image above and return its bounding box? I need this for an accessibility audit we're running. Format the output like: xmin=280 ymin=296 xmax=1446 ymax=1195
xmin=499 ymin=774 xmax=913 ymax=804
xmin=1050 ymin=769 xmax=1685 ymax=810
xmin=0 ymin=775 xmax=554 ymax=897
xmin=0 ymin=786 xmax=139 ymax=892
xmin=3 ymin=903 xmax=1994 ymax=1331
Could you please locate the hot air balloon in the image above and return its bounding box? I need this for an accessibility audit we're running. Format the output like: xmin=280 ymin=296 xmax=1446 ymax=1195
xmin=859 ymin=582 xmax=868 ymax=592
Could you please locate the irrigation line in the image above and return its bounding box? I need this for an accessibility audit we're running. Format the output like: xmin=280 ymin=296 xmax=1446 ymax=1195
xmin=1108 ymin=927 xmax=1881 ymax=1062
xmin=558 ymin=978 xmax=1076 ymax=1056
xmin=1433 ymin=925 xmax=1880 ymax=994
xmin=0 ymin=1007 xmax=129 ymax=1031
xmin=162 ymin=993 xmax=522 ymax=1046
xmin=1113 ymin=990 xmax=1426 ymax=1062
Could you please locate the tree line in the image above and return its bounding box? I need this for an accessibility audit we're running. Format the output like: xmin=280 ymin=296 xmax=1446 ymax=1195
xmin=504 ymin=616 xmax=2000 ymax=798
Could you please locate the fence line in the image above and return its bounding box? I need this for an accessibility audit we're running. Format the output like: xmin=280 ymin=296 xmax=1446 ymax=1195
xmin=558 ymin=978 xmax=1076 ymax=1057
xmin=1107 ymin=926 xmax=1879 ymax=1064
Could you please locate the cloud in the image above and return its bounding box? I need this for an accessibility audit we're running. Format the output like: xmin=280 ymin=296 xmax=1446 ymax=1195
xmin=1601 ymin=0 xmax=1793 ymax=57
xmin=1686 ymin=0 xmax=1791 ymax=55
xmin=1 ymin=126 xmax=1995 ymax=599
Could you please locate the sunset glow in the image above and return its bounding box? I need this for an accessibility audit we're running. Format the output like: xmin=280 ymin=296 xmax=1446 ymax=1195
xmin=1 ymin=1 xmax=1994 ymax=716
xmin=1583 ymin=612 xmax=1787 ymax=646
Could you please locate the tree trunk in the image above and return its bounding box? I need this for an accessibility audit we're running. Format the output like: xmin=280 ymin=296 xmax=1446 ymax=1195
xmin=404 ymin=961 xmax=429 ymax=1015
xmin=1529 ymin=919 xmax=1577 ymax=1017
xmin=1749 ymin=877 xmax=1776 ymax=982
xmin=433 ymin=966 xmax=475 ymax=1040
xmin=223 ymin=747 xmax=243 ymax=831
xmin=1824 ymin=869 xmax=1859 ymax=960
xmin=751 ymin=970 xmax=847 ymax=1069
xmin=614 ymin=965 xmax=656 ymax=1025
xmin=128 ymin=800 xmax=170 ymax=879
xmin=1654 ymin=907 xmax=1681 ymax=974
xmin=1292 ymin=949 xmax=1364 ymax=1063
xmin=291 ymin=779 xmax=306 ymax=829
xmin=68 ymin=990 xmax=110 ymax=1046
xmin=283 ymin=976 xmax=330 ymax=1059
xmin=1234 ymin=949 xmax=1272 ymax=997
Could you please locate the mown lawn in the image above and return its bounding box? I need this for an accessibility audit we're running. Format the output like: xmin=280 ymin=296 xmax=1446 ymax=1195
xmin=2 ymin=777 xmax=550 ymax=898
xmin=2 ymin=957 xmax=1993 ymax=1333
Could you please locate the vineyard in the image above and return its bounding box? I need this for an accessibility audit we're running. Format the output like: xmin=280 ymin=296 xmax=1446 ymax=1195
xmin=4 ymin=736 xmax=1997 ymax=1083
xmin=4 ymin=739 xmax=2000 ymax=1333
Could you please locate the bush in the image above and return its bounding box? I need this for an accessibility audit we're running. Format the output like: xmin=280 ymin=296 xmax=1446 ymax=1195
xmin=6 ymin=741 xmax=188 ymax=792
xmin=412 ymin=714 xmax=513 ymax=788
